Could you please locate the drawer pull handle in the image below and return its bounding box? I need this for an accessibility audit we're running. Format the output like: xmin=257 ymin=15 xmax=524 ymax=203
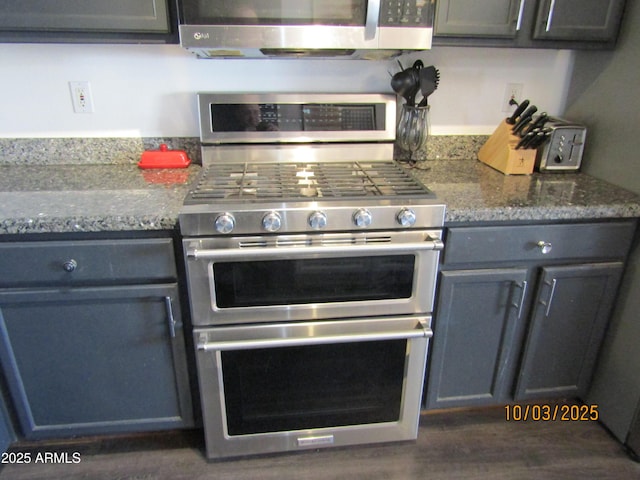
xmin=62 ymin=259 xmax=77 ymax=272
xmin=537 ymin=241 xmax=553 ymax=254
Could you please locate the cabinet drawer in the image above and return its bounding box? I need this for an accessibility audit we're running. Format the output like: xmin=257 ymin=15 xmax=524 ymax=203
xmin=0 ymin=238 xmax=177 ymax=287
xmin=443 ymin=221 xmax=636 ymax=266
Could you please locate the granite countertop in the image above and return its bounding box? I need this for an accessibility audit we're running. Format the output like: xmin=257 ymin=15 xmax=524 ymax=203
xmin=409 ymin=159 xmax=640 ymax=224
xmin=0 ymin=164 xmax=201 ymax=235
xmin=0 ymin=155 xmax=639 ymax=235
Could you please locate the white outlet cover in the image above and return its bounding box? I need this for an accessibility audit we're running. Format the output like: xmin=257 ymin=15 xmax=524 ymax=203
xmin=69 ymin=81 xmax=94 ymax=114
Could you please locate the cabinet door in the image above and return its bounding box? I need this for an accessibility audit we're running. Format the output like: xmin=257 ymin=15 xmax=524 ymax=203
xmin=0 ymin=395 xmax=15 ymax=454
xmin=627 ymin=405 xmax=640 ymax=458
xmin=533 ymin=0 xmax=626 ymax=42
xmin=0 ymin=284 xmax=193 ymax=439
xmin=515 ymin=262 xmax=624 ymax=401
xmin=425 ymin=268 xmax=528 ymax=409
xmin=0 ymin=0 xmax=170 ymax=33
xmin=435 ymin=0 xmax=523 ymax=37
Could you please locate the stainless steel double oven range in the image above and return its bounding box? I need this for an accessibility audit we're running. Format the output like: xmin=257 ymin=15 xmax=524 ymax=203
xmin=179 ymin=93 xmax=445 ymax=460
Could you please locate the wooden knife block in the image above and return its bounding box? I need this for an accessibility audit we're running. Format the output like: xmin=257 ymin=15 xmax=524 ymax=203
xmin=478 ymin=120 xmax=536 ymax=175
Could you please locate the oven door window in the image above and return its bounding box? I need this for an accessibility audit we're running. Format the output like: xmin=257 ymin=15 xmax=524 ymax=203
xmin=213 ymin=255 xmax=415 ymax=308
xmin=181 ymin=0 xmax=366 ymax=26
xmin=221 ymin=339 xmax=406 ymax=435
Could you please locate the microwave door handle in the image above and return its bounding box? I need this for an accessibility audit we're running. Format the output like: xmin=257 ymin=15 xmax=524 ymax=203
xmin=365 ymin=0 xmax=382 ymax=40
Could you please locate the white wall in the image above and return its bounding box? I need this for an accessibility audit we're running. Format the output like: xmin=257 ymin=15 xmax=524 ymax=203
xmin=0 ymin=43 xmax=573 ymax=138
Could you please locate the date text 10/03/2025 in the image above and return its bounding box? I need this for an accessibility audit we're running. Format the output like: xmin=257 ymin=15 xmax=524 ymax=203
xmin=505 ymin=404 xmax=599 ymax=422
xmin=2 ymin=451 xmax=81 ymax=464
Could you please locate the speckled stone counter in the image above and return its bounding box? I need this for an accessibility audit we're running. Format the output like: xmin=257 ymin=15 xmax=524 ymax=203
xmin=1 ymin=136 xmax=639 ymax=235
xmin=406 ymin=158 xmax=640 ymax=224
xmin=0 ymin=164 xmax=200 ymax=234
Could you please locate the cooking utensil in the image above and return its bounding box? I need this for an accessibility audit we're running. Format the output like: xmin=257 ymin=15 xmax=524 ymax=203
xmin=529 ymin=127 xmax=553 ymax=149
xmin=516 ymin=130 xmax=536 ymax=149
xmin=527 ymin=131 xmax=547 ymax=149
xmin=391 ymin=69 xmax=417 ymax=101
xmin=512 ymin=105 xmax=538 ymax=134
xmin=406 ymin=60 xmax=424 ymax=106
xmin=391 ymin=60 xmax=423 ymax=106
xmin=513 ymin=117 xmax=532 ymax=136
xmin=506 ymin=99 xmax=530 ymax=125
xmin=522 ymin=113 xmax=549 ymax=136
xmin=418 ymin=66 xmax=440 ymax=107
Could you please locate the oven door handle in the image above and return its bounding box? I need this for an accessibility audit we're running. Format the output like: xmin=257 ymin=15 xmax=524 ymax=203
xmin=187 ymin=238 xmax=444 ymax=261
xmin=197 ymin=326 xmax=432 ymax=352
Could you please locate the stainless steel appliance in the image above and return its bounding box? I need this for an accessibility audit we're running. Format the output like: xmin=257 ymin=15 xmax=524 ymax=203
xmin=180 ymin=93 xmax=445 ymax=459
xmin=536 ymin=118 xmax=587 ymax=172
xmin=178 ymin=0 xmax=434 ymax=59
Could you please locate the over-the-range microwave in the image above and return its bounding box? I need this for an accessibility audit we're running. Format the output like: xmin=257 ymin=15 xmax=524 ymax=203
xmin=177 ymin=0 xmax=434 ymax=59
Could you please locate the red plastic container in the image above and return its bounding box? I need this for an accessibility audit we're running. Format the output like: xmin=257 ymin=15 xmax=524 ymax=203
xmin=138 ymin=144 xmax=191 ymax=169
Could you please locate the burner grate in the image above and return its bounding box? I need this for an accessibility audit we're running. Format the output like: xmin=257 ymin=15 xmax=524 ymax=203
xmin=190 ymin=161 xmax=431 ymax=201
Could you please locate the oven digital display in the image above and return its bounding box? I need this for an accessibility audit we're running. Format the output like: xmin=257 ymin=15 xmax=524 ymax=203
xmin=210 ymin=103 xmax=380 ymax=132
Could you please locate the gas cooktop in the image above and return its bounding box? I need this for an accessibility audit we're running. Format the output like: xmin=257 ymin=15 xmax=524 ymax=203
xmin=179 ymin=93 xmax=444 ymax=237
xmin=184 ymin=160 xmax=434 ymax=205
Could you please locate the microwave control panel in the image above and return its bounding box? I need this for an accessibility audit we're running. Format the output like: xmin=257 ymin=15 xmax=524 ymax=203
xmin=380 ymin=0 xmax=434 ymax=27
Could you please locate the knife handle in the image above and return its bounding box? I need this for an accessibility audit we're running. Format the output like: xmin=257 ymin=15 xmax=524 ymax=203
xmin=522 ymin=113 xmax=549 ymax=136
xmin=516 ymin=131 xmax=535 ymax=149
xmin=506 ymin=99 xmax=530 ymax=125
xmin=513 ymin=116 xmax=532 ymax=135
xmin=528 ymin=128 xmax=552 ymax=149
xmin=511 ymin=105 xmax=538 ymax=134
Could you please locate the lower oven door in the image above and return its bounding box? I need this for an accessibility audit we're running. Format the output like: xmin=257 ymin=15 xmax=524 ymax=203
xmin=194 ymin=315 xmax=432 ymax=460
xmin=184 ymin=230 xmax=443 ymax=325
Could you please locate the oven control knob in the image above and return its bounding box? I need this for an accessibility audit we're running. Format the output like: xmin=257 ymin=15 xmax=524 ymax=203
xmin=214 ymin=213 xmax=236 ymax=234
xmin=308 ymin=211 xmax=327 ymax=230
xmin=353 ymin=208 xmax=373 ymax=228
xmin=262 ymin=211 xmax=282 ymax=232
xmin=396 ymin=208 xmax=417 ymax=227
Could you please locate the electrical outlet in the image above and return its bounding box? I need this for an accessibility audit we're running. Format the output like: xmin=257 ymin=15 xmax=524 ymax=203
xmin=69 ymin=81 xmax=94 ymax=113
xmin=502 ymin=83 xmax=523 ymax=113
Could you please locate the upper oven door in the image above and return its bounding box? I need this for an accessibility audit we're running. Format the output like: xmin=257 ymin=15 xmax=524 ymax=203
xmin=183 ymin=230 xmax=443 ymax=325
xmin=178 ymin=1 xmax=434 ymax=55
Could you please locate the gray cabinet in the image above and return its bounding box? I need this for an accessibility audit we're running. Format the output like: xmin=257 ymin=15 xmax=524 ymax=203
xmin=0 ymin=395 xmax=15 ymax=454
xmin=435 ymin=0 xmax=523 ymax=38
xmin=532 ymin=0 xmax=626 ymax=42
xmin=0 ymin=0 xmax=176 ymax=43
xmin=0 ymin=237 xmax=193 ymax=439
xmin=425 ymin=268 xmax=527 ymax=409
xmin=515 ymin=263 xmax=624 ymax=400
xmin=628 ymin=407 xmax=640 ymax=459
xmin=425 ymin=220 xmax=636 ymax=410
xmin=434 ymin=0 xmax=626 ymax=49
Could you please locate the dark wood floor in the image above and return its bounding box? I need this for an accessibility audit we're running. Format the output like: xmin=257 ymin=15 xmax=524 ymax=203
xmin=2 ymin=405 xmax=639 ymax=480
